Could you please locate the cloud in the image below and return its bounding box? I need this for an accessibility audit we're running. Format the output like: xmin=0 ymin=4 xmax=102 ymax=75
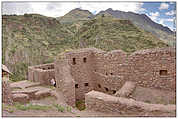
xmin=165 ymin=10 xmax=175 ymax=16
xmin=2 ymin=2 xmax=145 ymax=17
xmin=149 ymin=12 xmax=160 ymax=21
xmin=2 ymin=2 xmax=33 ymax=15
xmin=158 ymin=18 xmax=175 ymax=26
xmin=159 ymin=3 xmax=169 ymax=10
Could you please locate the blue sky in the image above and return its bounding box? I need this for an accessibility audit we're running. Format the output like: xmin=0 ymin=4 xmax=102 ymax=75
xmin=2 ymin=2 xmax=176 ymax=31
xmin=140 ymin=2 xmax=176 ymax=31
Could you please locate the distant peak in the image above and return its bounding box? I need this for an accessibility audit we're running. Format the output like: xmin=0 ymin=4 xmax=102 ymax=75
xmin=106 ymin=8 xmax=113 ymax=11
xmin=73 ymin=8 xmax=82 ymax=11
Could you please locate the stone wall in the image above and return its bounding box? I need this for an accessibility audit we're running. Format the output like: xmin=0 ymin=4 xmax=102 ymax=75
xmin=125 ymin=47 xmax=176 ymax=91
xmin=93 ymin=72 xmax=124 ymax=95
xmin=28 ymin=63 xmax=55 ymax=85
xmin=55 ymin=53 xmax=75 ymax=107
xmin=64 ymin=48 xmax=97 ymax=101
xmin=92 ymin=47 xmax=176 ymax=91
xmin=54 ymin=47 xmax=176 ymax=107
xmin=85 ymin=91 xmax=176 ymax=115
xmin=2 ymin=79 xmax=13 ymax=105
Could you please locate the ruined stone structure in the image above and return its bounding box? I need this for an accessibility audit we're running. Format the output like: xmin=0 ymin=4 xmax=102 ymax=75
xmin=29 ymin=47 xmax=176 ymax=113
xmin=2 ymin=79 xmax=13 ymax=105
xmin=28 ymin=63 xmax=55 ymax=85
xmin=2 ymin=64 xmax=13 ymax=105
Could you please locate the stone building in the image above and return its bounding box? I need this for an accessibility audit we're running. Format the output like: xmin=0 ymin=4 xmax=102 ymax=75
xmin=28 ymin=47 xmax=176 ymax=111
xmin=53 ymin=47 xmax=176 ymax=107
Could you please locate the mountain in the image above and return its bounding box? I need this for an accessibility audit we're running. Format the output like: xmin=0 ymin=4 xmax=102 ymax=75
xmin=57 ymin=8 xmax=94 ymax=24
xmin=68 ymin=16 xmax=167 ymax=52
xmin=97 ymin=8 xmax=175 ymax=46
xmin=2 ymin=14 xmax=74 ymax=81
xmin=2 ymin=13 xmax=168 ymax=81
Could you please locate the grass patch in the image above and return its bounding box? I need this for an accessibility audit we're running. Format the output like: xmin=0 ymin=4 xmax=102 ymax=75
xmin=2 ymin=103 xmax=14 ymax=113
xmin=76 ymin=100 xmax=86 ymax=111
xmin=14 ymin=102 xmax=52 ymax=111
xmin=66 ymin=106 xmax=72 ymax=112
xmin=53 ymin=104 xmax=65 ymax=112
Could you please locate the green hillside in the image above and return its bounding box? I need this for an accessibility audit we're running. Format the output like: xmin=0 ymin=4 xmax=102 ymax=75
xmin=2 ymin=14 xmax=74 ymax=81
xmin=2 ymin=14 xmax=167 ymax=81
xmin=68 ymin=16 xmax=167 ymax=52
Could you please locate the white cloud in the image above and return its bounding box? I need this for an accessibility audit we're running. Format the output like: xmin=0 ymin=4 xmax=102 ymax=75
xmin=2 ymin=2 xmax=145 ymax=17
xmin=158 ymin=18 xmax=174 ymax=26
xmin=159 ymin=3 xmax=169 ymax=10
xmin=149 ymin=12 xmax=160 ymax=21
xmin=165 ymin=10 xmax=175 ymax=16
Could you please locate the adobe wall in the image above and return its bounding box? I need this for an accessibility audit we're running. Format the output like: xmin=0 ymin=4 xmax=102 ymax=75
xmin=125 ymin=47 xmax=176 ymax=91
xmin=28 ymin=63 xmax=55 ymax=85
xmin=85 ymin=91 xmax=176 ymax=115
xmin=54 ymin=53 xmax=75 ymax=107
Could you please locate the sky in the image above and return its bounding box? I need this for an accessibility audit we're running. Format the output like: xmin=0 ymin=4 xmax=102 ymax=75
xmin=2 ymin=2 xmax=176 ymax=31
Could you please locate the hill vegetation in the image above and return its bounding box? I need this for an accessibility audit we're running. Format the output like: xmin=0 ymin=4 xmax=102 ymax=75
xmin=2 ymin=13 xmax=168 ymax=81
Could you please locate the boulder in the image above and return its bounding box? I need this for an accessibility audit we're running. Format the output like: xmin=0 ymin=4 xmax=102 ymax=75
xmin=12 ymin=94 xmax=30 ymax=103
xmin=35 ymin=89 xmax=52 ymax=99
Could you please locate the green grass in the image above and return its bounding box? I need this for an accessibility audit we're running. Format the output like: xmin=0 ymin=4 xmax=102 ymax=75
xmin=14 ymin=102 xmax=52 ymax=111
xmin=53 ymin=104 xmax=65 ymax=112
xmin=2 ymin=103 xmax=14 ymax=113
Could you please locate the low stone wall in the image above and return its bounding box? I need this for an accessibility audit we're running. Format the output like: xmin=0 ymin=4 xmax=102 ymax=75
xmin=28 ymin=63 xmax=55 ymax=85
xmin=85 ymin=91 xmax=176 ymax=115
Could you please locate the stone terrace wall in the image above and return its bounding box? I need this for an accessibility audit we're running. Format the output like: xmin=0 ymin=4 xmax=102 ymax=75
xmin=125 ymin=47 xmax=176 ymax=91
xmin=85 ymin=91 xmax=176 ymax=115
xmin=28 ymin=63 xmax=55 ymax=85
xmin=54 ymin=53 xmax=75 ymax=107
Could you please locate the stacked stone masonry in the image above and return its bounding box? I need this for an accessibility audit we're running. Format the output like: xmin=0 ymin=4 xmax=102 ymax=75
xmin=29 ymin=47 xmax=176 ymax=111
